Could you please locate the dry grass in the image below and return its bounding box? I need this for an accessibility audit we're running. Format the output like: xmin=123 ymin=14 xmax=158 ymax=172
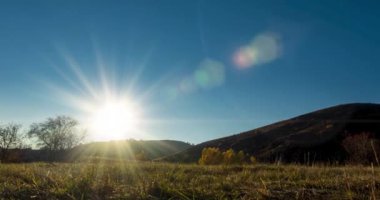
xmin=0 ymin=162 xmax=379 ymax=199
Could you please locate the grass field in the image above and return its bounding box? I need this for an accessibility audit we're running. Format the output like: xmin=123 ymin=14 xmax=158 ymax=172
xmin=0 ymin=162 xmax=379 ymax=200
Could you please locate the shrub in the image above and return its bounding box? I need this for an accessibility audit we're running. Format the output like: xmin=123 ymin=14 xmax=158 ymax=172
xmin=222 ymin=149 xmax=236 ymax=165
xmin=236 ymin=150 xmax=245 ymax=164
xmin=135 ymin=151 xmax=148 ymax=161
xmin=250 ymin=156 xmax=257 ymax=164
xmin=199 ymin=148 xmax=247 ymax=165
xmin=198 ymin=147 xmax=223 ymax=165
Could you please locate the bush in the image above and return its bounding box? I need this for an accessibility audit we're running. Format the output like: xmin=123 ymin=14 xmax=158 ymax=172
xmin=198 ymin=147 xmax=223 ymax=165
xmin=222 ymin=149 xmax=236 ymax=165
xmin=199 ymin=148 xmax=248 ymax=165
xmin=250 ymin=156 xmax=257 ymax=165
xmin=222 ymin=149 xmax=246 ymax=165
xmin=236 ymin=150 xmax=245 ymax=164
xmin=135 ymin=151 xmax=148 ymax=161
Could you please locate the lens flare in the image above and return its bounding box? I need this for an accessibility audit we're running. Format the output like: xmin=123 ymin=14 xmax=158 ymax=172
xmin=163 ymin=58 xmax=225 ymax=100
xmin=179 ymin=77 xmax=197 ymax=94
xmin=194 ymin=59 xmax=225 ymax=89
xmin=234 ymin=32 xmax=281 ymax=69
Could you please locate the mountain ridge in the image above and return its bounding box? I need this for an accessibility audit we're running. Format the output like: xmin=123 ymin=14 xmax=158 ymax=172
xmin=162 ymin=103 xmax=380 ymax=163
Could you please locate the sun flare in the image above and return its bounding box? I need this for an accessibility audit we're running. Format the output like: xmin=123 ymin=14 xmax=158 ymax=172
xmin=89 ymin=99 xmax=140 ymax=140
xmin=48 ymin=48 xmax=149 ymax=141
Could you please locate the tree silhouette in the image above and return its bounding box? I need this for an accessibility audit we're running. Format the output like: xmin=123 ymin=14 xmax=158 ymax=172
xmin=0 ymin=123 xmax=22 ymax=162
xmin=342 ymin=132 xmax=380 ymax=164
xmin=28 ymin=116 xmax=85 ymax=151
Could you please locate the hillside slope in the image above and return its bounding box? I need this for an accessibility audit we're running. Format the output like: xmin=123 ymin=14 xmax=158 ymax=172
xmin=71 ymin=140 xmax=193 ymax=160
xmin=12 ymin=140 xmax=193 ymax=162
xmin=163 ymin=103 xmax=380 ymax=163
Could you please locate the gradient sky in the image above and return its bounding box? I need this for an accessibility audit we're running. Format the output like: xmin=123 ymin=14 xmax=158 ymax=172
xmin=1 ymin=0 xmax=380 ymax=144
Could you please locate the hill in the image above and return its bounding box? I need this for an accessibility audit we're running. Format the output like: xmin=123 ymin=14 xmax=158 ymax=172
xmin=70 ymin=139 xmax=193 ymax=161
xmin=162 ymin=103 xmax=380 ymax=163
xmin=9 ymin=140 xmax=192 ymax=162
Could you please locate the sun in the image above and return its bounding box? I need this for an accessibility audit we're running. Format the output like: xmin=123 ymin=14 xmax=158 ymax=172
xmin=89 ymin=99 xmax=140 ymax=140
xmin=48 ymin=50 xmax=149 ymax=141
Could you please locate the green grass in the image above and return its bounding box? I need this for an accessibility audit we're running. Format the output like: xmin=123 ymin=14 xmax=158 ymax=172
xmin=0 ymin=162 xmax=379 ymax=199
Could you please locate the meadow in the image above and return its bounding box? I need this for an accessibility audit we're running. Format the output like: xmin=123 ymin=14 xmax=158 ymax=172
xmin=0 ymin=162 xmax=379 ymax=200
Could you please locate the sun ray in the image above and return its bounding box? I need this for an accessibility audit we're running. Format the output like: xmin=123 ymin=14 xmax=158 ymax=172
xmin=59 ymin=49 xmax=99 ymax=99
xmin=44 ymin=46 xmax=156 ymax=142
xmin=126 ymin=47 xmax=155 ymax=92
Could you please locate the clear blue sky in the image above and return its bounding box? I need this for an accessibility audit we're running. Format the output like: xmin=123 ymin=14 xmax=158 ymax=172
xmin=1 ymin=0 xmax=380 ymax=144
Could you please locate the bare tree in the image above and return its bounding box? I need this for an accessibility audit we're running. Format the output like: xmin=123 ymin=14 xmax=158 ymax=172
xmin=342 ymin=132 xmax=380 ymax=164
xmin=0 ymin=123 xmax=22 ymax=162
xmin=28 ymin=116 xmax=85 ymax=151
